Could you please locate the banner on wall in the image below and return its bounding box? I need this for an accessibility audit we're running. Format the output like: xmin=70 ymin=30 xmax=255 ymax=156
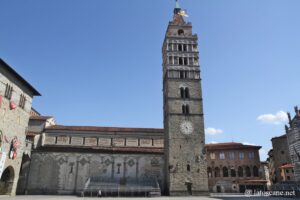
xmin=0 ymin=152 xmax=7 ymax=177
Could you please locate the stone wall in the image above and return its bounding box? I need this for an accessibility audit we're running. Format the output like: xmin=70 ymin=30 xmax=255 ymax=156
xmin=0 ymin=66 xmax=34 ymax=195
xmin=26 ymin=152 xmax=165 ymax=195
xmin=271 ymin=135 xmax=291 ymax=183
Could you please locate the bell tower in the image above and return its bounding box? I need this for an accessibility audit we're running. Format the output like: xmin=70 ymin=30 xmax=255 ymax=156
xmin=163 ymin=1 xmax=208 ymax=196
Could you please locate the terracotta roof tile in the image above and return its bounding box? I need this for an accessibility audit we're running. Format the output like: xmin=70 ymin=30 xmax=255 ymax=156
xmin=30 ymin=116 xmax=53 ymax=120
xmin=280 ymin=163 xmax=294 ymax=169
xmin=26 ymin=131 xmax=39 ymax=137
xmin=205 ymin=142 xmax=261 ymax=149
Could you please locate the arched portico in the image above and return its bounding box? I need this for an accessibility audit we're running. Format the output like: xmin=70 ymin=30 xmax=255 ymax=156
xmin=0 ymin=166 xmax=15 ymax=195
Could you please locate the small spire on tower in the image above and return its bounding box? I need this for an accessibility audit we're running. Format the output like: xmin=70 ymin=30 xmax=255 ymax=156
xmin=175 ymin=0 xmax=180 ymax=9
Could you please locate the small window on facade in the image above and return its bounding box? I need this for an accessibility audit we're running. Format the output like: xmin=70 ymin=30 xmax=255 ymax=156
xmin=168 ymin=43 xmax=172 ymax=50
xmin=239 ymin=152 xmax=244 ymax=160
xmin=246 ymin=166 xmax=251 ymax=177
xmin=185 ymin=71 xmax=189 ymax=79
xmin=253 ymin=166 xmax=259 ymax=177
xmin=184 ymin=57 xmax=188 ymax=65
xmin=210 ymin=152 xmax=216 ymax=160
xmin=207 ymin=167 xmax=212 ymax=177
xmin=4 ymin=84 xmax=13 ymax=100
xmin=178 ymin=44 xmax=183 ymax=51
xmin=281 ymin=151 xmax=284 ymax=155
xmin=180 ymin=71 xmax=184 ymax=79
xmin=231 ymin=168 xmax=236 ymax=177
xmin=249 ymin=152 xmax=255 ymax=159
xmin=117 ymin=163 xmax=121 ymax=174
xmin=178 ymin=29 xmax=184 ymax=36
xmin=187 ymin=164 xmax=191 ymax=172
xmin=238 ymin=166 xmax=243 ymax=177
xmin=168 ymin=56 xmax=173 ymax=64
xmin=19 ymin=94 xmax=26 ymax=109
xmin=223 ymin=167 xmax=228 ymax=177
xmin=219 ymin=152 xmax=225 ymax=160
xmin=179 ymin=57 xmax=183 ymax=65
xmin=214 ymin=167 xmax=220 ymax=177
xmin=174 ymin=56 xmax=179 ymax=65
xmin=183 ymin=44 xmax=187 ymax=51
xmin=229 ymin=152 xmax=235 ymax=160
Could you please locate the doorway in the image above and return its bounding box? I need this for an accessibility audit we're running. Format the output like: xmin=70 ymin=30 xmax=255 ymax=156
xmin=0 ymin=166 xmax=15 ymax=195
xmin=186 ymin=183 xmax=192 ymax=195
xmin=216 ymin=185 xmax=222 ymax=193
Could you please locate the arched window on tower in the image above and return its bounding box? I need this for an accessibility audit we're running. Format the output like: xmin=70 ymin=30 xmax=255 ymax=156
xmin=182 ymin=105 xmax=186 ymax=114
xmin=186 ymin=105 xmax=190 ymax=114
xmin=180 ymin=88 xmax=185 ymax=98
xmin=178 ymin=29 xmax=184 ymax=36
xmin=182 ymin=105 xmax=190 ymax=115
xmin=185 ymin=88 xmax=190 ymax=98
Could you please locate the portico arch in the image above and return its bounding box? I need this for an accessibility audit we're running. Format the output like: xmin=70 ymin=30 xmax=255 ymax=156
xmin=0 ymin=166 xmax=15 ymax=195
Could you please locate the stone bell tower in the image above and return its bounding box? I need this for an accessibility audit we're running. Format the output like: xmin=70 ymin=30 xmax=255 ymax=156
xmin=162 ymin=1 xmax=208 ymax=196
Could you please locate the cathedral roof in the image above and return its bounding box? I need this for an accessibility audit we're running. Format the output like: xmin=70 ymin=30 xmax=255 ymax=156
xmin=46 ymin=125 xmax=164 ymax=134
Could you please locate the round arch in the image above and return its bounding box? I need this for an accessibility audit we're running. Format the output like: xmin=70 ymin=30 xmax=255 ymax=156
xmin=0 ymin=166 xmax=15 ymax=195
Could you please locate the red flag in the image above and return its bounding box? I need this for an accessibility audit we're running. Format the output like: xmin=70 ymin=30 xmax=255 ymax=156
xmin=10 ymin=101 xmax=17 ymax=110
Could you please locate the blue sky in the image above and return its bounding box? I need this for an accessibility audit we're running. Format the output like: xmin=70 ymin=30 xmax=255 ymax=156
xmin=1 ymin=0 xmax=300 ymax=160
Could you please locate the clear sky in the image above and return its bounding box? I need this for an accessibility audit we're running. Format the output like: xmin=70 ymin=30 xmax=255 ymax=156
xmin=1 ymin=0 xmax=300 ymax=160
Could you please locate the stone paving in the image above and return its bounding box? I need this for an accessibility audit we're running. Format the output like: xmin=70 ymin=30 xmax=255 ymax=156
xmin=0 ymin=196 xmax=295 ymax=200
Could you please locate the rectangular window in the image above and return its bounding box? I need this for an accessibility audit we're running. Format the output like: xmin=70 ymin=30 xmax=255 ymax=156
xmin=168 ymin=43 xmax=172 ymax=51
xmin=249 ymin=152 xmax=255 ymax=159
xmin=210 ymin=152 xmax=215 ymax=160
xmin=19 ymin=94 xmax=26 ymax=109
xmin=219 ymin=152 xmax=225 ymax=160
xmin=4 ymin=84 xmax=13 ymax=100
xmin=239 ymin=152 xmax=244 ymax=160
xmin=229 ymin=152 xmax=235 ymax=160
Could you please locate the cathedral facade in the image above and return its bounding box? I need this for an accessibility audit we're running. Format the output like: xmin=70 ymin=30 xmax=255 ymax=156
xmin=15 ymin=3 xmax=209 ymax=196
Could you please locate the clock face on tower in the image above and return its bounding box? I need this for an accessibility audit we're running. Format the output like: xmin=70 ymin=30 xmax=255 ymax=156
xmin=180 ymin=121 xmax=194 ymax=135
